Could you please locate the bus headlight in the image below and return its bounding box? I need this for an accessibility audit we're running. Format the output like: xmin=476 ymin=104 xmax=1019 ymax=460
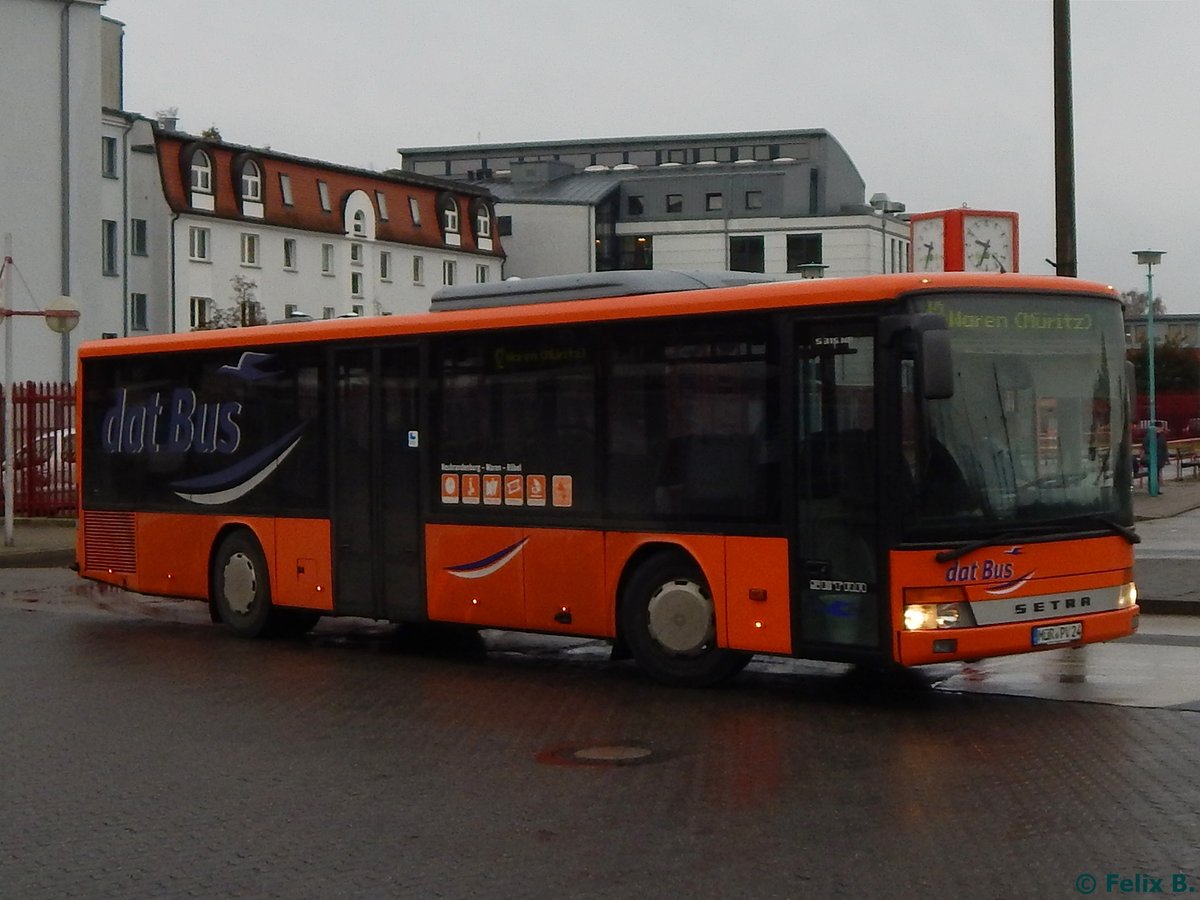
xmin=902 ymin=587 xmax=976 ymax=630
xmin=903 ymin=602 xmax=975 ymax=630
xmin=1118 ymin=581 xmax=1138 ymax=608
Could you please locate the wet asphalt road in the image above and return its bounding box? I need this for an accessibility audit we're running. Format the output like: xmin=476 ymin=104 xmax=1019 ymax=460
xmin=2 ymin=569 xmax=1199 ymax=899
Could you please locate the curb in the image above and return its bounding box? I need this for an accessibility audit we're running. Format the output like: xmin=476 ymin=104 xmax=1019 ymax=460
xmin=0 ymin=549 xmax=75 ymax=569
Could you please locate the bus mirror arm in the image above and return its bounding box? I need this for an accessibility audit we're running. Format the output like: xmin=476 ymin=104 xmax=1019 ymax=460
xmin=881 ymin=313 xmax=954 ymax=400
xmin=919 ymin=328 xmax=954 ymax=400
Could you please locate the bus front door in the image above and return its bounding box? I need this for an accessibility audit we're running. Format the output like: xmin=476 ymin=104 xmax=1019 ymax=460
xmin=793 ymin=325 xmax=881 ymax=650
xmin=332 ymin=346 xmax=423 ymax=622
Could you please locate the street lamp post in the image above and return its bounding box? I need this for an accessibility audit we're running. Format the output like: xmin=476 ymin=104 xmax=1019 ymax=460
xmin=1 ymin=240 xmax=81 ymax=545
xmin=1134 ymin=249 xmax=1165 ymax=497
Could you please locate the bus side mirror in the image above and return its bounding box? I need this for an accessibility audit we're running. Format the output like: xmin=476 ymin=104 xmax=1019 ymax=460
xmin=920 ymin=328 xmax=954 ymax=400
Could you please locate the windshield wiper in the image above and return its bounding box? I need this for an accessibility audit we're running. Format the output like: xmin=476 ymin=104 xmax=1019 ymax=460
xmin=934 ymin=515 xmax=1139 ymax=563
xmin=1044 ymin=514 xmax=1140 ymax=545
xmin=935 ymin=531 xmax=1028 ymax=563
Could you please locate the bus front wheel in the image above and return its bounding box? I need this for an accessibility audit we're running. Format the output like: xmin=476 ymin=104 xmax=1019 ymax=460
xmin=620 ymin=553 xmax=751 ymax=687
xmin=212 ymin=530 xmax=274 ymax=639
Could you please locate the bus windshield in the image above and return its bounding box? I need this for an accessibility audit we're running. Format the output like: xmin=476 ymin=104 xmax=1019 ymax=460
xmin=902 ymin=292 xmax=1132 ymax=535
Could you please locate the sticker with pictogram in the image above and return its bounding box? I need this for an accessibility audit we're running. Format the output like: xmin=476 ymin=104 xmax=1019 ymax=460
xmin=552 ymin=475 xmax=573 ymax=508
xmin=440 ymin=474 xmax=460 ymax=504
xmin=461 ymin=473 xmax=481 ymax=504
xmin=526 ymin=475 xmax=547 ymax=507
xmin=504 ymin=474 xmax=524 ymax=506
xmin=482 ymin=474 xmax=502 ymax=505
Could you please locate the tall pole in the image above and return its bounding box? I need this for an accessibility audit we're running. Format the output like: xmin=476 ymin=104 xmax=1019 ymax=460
xmin=2 ymin=235 xmax=13 ymax=545
xmin=1053 ymin=0 xmax=1078 ymax=276
xmin=1145 ymin=260 xmax=1159 ymax=497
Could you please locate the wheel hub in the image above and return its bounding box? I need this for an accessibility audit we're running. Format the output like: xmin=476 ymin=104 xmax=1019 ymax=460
xmin=647 ymin=579 xmax=714 ymax=656
xmin=222 ymin=552 xmax=258 ymax=615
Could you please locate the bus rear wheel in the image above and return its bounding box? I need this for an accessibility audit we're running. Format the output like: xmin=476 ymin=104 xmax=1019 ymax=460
xmin=620 ymin=553 xmax=751 ymax=687
xmin=212 ymin=530 xmax=274 ymax=639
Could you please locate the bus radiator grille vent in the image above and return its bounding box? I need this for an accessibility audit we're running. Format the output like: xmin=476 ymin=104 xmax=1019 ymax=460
xmin=83 ymin=511 xmax=137 ymax=574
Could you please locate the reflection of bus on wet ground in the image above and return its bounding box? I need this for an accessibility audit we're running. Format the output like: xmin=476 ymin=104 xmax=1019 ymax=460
xmin=75 ymin=270 xmax=1138 ymax=686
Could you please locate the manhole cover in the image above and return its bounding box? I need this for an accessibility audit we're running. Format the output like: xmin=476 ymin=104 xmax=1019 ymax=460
xmin=536 ymin=742 xmax=659 ymax=767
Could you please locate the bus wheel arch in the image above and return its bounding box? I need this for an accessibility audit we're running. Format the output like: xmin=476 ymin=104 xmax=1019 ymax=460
xmin=210 ymin=526 xmax=274 ymax=639
xmin=617 ymin=545 xmax=751 ymax=687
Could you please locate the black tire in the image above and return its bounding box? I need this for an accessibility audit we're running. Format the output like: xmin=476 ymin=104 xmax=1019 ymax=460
xmin=620 ymin=553 xmax=752 ymax=687
xmin=211 ymin=530 xmax=274 ymax=638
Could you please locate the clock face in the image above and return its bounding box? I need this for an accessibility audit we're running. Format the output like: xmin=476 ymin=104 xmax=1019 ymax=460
xmin=912 ymin=217 xmax=945 ymax=272
xmin=963 ymin=215 xmax=1014 ymax=273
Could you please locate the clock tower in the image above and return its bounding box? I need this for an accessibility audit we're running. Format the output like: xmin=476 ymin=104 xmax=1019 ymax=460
xmin=909 ymin=208 xmax=1019 ymax=273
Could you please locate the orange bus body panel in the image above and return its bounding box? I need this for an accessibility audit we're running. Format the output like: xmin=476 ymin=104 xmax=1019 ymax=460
xmin=724 ymin=536 xmax=792 ymax=654
xmin=273 ymin=518 xmax=333 ymax=611
xmin=80 ymin=513 xmax=332 ymax=612
xmin=522 ymin=529 xmax=608 ymax=636
xmin=425 ymin=524 xmax=527 ymax=629
xmin=890 ymin=535 xmax=1136 ymax=666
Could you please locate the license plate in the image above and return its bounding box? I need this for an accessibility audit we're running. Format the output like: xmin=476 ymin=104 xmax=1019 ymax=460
xmin=1032 ymin=622 xmax=1082 ymax=646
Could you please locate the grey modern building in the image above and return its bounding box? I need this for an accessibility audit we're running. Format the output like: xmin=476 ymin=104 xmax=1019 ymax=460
xmin=396 ymin=130 xmax=910 ymax=280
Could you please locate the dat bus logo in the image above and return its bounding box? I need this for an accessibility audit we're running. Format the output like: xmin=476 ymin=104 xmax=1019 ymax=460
xmin=101 ymin=387 xmax=242 ymax=455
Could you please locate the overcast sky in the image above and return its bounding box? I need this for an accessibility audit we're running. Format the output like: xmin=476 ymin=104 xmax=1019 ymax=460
xmin=102 ymin=0 xmax=1198 ymax=311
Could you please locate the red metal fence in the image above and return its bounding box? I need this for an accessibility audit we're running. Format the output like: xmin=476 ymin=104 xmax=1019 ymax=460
xmin=1 ymin=382 xmax=76 ymax=518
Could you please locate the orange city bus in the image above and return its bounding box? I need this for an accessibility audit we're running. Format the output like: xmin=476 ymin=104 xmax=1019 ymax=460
xmin=75 ymin=270 xmax=1140 ymax=686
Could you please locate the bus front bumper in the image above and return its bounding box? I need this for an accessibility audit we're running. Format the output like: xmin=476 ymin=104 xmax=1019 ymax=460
xmin=897 ymin=605 xmax=1140 ymax=668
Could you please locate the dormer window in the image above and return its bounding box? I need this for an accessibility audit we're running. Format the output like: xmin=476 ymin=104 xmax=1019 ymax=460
xmin=235 ymin=156 xmax=264 ymax=218
xmin=470 ymin=199 xmax=493 ymax=251
xmin=191 ymin=150 xmax=212 ymax=193
xmin=241 ymin=160 xmax=261 ymax=202
xmin=438 ymin=193 xmax=460 ymax=247
xmin=188 ymin=148 xmax=215 ymax=211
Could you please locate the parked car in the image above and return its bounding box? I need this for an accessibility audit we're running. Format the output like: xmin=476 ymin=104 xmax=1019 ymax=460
xmin=2 ymin=427 xmax=76 ymax=515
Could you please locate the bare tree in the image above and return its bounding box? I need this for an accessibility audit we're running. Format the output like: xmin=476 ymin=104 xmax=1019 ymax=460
xmin=1120 ymin=289 xmax=1166 ymax=318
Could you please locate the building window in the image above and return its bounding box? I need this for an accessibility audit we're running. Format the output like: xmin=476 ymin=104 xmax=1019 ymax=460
xmin=189 ymin=226 xmax=211 ymax=261
xmin=475 ymin=206 xmax=491 ymax=239
xmin=101 ymin=220 xmax=118 ymax=275
xmin=627 ymin=195 xmax=644 ymax=216
xmin=729 ymin=235 xmax=765 ymax=273
xmin=350 ymin=242 xmax=364 ymax=265
xmin=322 ymin=306 xmax=335 ymax=320
xmin=321 ymin=243 xmax=335 ymax=274
xmin=239 ymin=300 xmax=263 ymax=327
xmin=376 ymin=191 xmax=389 ymax=221
xmin=706 ymin=193 xmax=723 ymax=212
xmin=129 ymin=292 xmax=148 ymax=330
xmin=240 ymin=233 xmax=260 ymax=267
xmin=442 ymin=259 xmax=457 ymax=286
xmin=190 ymin=150 xmax=212 ymax=193
xmin=498 ymin=215 xmax=513 ymax=236
xmin=413 ymin=255 xmax=424 ymax=284
xmin=617 ymin=235 xmax=653 ymax=270
xmin=283 ymin=238 xmax=297 ymax=270
xmin=409 ymin=196 xmax=422 ymax=226
xmin=318 ymin=180 xmax=331 ymax=212
xmin=101 ymin=136 xmax=118 ymax=178
xmin=745 ymin=190 xmax=763 ymax=210
xmin=352 ymin=304 xmax=365 ymax=317
xmin=130 ymin=218 xmax=148 ymax=256
xmin=665 ymin=194 xmax=683 ymax=214
xmin=380 ymin=251 xmax=392 ymax=281
xmin=352 ymin=209 xmax=367 ymax=237
xmin=351 ymin=272 xmax=364 ymax=297
xmin=440 ymin=195 xmax=461 ymax=245
xmin=475 ymin=264 xmax=490 ymax=284
xmin=279 ymin=173 xmax=294 ymax=206
xmin=241 ymin=160 xmax=262 ymax=201
xmin=189 ymin=296 xmax=212 ymax=328
xmin=786 ymin=234 xmax=822 ymax=272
